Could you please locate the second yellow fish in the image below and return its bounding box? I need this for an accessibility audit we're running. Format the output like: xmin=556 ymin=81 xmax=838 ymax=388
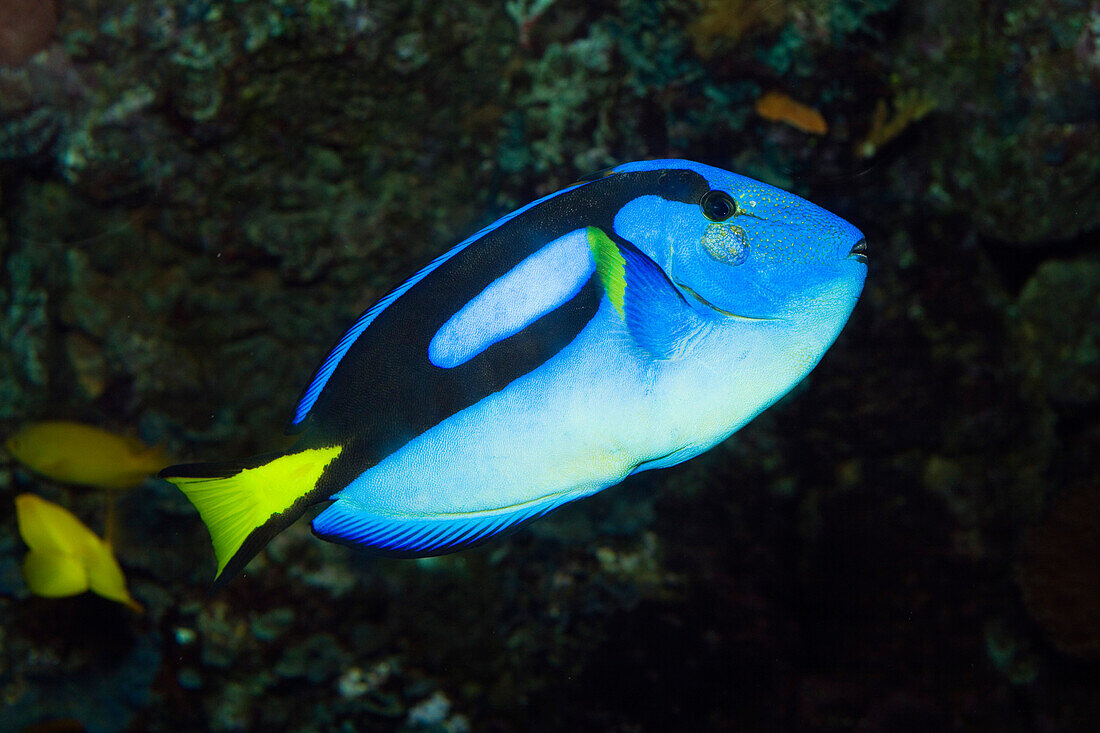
xmin=15 ymin=493 xmax=142 ymax=612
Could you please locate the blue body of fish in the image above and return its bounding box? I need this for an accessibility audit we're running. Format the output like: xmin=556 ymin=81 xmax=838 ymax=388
xmin=163 ymin=159 xmax=867 ymax=583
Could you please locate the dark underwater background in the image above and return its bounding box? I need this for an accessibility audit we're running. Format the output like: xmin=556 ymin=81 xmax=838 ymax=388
xmin=2 ymin=1 xmax=1098 ymax=731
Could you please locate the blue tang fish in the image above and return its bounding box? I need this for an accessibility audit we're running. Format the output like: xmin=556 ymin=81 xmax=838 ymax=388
xmin=161 ymin=159 xmax=867 ymax=586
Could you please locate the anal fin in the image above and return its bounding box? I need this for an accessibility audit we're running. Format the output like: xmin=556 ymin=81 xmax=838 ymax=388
xmin=311 ymin=494 xmax=575 ymax=557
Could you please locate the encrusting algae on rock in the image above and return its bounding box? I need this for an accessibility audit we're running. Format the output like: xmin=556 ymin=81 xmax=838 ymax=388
xmin=854 ymin=89 xmax=937 ymax=159
xmin=15 ymin=493 xmax=143 ymax=612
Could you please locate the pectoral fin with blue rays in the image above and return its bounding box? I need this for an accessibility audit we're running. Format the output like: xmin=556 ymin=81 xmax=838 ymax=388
xmin=160 ymin=159 xmax=868 ymax=587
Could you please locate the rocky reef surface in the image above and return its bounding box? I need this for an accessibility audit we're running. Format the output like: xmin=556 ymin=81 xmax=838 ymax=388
xmin=2 ymin=1 xmax=1098 ymax=731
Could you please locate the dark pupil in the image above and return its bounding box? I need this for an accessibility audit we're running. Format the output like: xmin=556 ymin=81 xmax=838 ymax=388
xmin=702 ymin=191 xmax=735 ymax=221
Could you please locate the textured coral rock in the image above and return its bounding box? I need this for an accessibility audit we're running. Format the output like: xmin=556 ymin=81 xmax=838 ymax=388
xmin=0 ymin=0 xmax=58 ymax=66
xmin=1018 ymin=484 xmax=1100 ymax=658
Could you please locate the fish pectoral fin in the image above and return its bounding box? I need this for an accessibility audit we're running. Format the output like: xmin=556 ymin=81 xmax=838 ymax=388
xmin=586 ymin=226 xmax=701 ymax=359
xmin=311 ymin=494 xmax=575 ymax=557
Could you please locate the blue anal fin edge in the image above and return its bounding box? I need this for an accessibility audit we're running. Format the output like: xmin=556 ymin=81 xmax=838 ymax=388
xmin=311 ymin=495 xmax=572 ymax=557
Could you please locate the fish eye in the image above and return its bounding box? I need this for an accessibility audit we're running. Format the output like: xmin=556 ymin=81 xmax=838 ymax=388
xmin=700 ymin=191 xmax=737 ymax=222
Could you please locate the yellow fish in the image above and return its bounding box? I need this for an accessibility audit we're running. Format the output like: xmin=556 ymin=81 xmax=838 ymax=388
xmin=15 ymin=493 xmax=142 ymax=612
xmin=5 ymin=421 xmax=170 ymax=490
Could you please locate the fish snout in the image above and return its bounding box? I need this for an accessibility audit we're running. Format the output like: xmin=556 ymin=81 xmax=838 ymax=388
xmin=847 ymin=238 xmax=868 ymax=264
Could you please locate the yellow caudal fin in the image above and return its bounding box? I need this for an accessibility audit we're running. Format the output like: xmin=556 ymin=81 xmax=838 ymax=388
xmin=160 ymin=445 xmax=342 ymax=586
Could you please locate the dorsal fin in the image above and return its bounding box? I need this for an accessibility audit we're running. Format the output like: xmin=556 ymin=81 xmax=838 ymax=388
xmin=287 ymin=182 xmax=589 ymax=433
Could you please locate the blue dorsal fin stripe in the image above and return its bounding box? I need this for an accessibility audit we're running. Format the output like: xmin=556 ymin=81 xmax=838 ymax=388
xmin=311 ymin=495 xmax=569 ymax=556
xmin=289 ymin=181 xmax=589 ymax=429
xmin=616 ymin=238 xmax=700 ymax=359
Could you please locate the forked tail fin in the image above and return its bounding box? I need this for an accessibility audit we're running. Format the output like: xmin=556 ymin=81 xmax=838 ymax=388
xmin=159 ymin=445 xmax=343 ymax=587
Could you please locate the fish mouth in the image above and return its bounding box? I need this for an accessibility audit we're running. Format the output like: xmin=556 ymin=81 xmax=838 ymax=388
xmin=675 ymin=281 xmax=779 ymax=322
xmin=847 ymin=238 xmax=868 ymax=264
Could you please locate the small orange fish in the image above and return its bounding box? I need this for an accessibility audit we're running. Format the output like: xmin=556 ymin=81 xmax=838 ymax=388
xmin=754 ymin=91 xmax=828 ymax=135
xmin=15 ymin=493 xmax=142 ymax=612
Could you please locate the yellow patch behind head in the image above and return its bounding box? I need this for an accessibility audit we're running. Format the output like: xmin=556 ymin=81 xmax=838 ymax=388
xmin=587 ymin=226 xmax=627 ymax=319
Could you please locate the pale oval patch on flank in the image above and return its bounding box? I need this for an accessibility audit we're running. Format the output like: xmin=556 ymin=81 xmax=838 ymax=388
xmin=429 ymin=229 xmax=595 ymax=369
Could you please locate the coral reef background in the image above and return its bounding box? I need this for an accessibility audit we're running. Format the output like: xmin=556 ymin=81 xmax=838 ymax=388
xmin=2 ymin=0 xmax=1098 ymax=731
